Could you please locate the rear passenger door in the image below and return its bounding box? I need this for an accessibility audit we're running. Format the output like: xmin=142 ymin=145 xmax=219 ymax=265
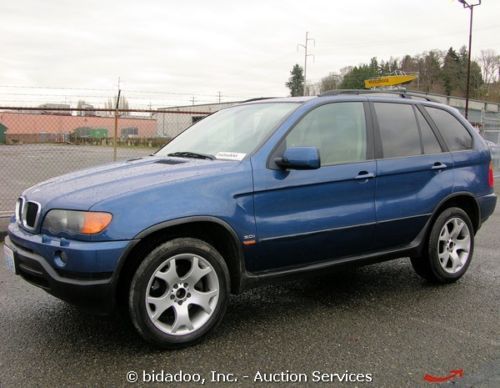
xmin=425 ymin=106 xmax=479 ymax=194
xmin=373 ymin=102 xmax=454 ymax=250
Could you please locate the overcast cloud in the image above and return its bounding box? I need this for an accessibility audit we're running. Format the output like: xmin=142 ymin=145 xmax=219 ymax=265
xmin=1 ymin=0 xmax=499 ymax=107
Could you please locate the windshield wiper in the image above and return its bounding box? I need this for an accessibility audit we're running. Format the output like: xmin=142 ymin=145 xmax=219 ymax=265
xmin=167 ymin=151 xmax=215 ymax=160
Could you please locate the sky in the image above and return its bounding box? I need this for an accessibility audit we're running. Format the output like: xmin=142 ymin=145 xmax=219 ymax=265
xmin=1 ymin=0 xmax=499 ymax=108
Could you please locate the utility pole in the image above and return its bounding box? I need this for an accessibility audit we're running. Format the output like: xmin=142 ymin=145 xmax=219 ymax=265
xmin=457 ymin=0 xmax=481 ymax=119
xmin=113 ymin=88 xmax=121 ymax=162
xmin=217 ymin=91 xmax=222 ymax=104
xmin=297 ymin=32 xmax=315 ymax=96
xmin=191 ymin=96 xmax=196 ymax=105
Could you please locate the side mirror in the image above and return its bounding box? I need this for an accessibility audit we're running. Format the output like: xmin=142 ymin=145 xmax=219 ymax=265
xmin=275 ymin=146 xmax=320 ymax=170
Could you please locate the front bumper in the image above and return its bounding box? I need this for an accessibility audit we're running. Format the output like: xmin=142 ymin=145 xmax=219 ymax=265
xmin=5 ymin=223 xmax=135 ymax=314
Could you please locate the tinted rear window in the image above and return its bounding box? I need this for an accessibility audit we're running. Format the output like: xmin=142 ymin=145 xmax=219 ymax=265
xmin=426 ymin=107 xmax=472 ymax=151
xmin=374 ymin=103 xmax=421 ymax=158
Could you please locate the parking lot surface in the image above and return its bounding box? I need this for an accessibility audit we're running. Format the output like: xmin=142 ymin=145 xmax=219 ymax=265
xmin=0 ymin=144 xmax=152 ymax=214
xmin=0 ymin=195 xmax=499 ymax=387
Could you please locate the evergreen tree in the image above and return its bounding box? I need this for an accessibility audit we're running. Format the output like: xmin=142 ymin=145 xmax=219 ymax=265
xmin=442 ymin=47 xmax=461 ymax=95
xmin=286 ymin=64 xmax=304 ymax=96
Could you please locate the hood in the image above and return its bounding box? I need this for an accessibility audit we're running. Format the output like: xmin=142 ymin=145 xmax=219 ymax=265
xmin=23 ymin=156 xmax=236 ymax=210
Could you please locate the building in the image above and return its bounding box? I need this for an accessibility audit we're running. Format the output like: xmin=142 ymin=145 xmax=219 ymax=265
xmin=0 ymin=111 xmax=157 ymax=144
xmin=155 ymin=95 xmax=500 ymax=142
xmin=76 ymin=103 xmax=96 ymax=117
xmin=37 ymin=103 xmax=72 ymax=115
xmin=156 ymin=101 xmax=240 ymax=138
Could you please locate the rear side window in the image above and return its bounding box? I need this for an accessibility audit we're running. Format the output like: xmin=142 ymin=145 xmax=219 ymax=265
xmin=416 ymin=109 xmax=442 ymax=154
xmin=426 ymin=107 xmax=472 ymax=151
xmin=374 ymin=103 xmax=421 ymax=158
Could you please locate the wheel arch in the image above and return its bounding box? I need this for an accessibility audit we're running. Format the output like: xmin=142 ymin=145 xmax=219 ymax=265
xmin=113 ymin=217 xmax=246 ymax=311
xmin=431 ymin=192 xmax=481 ymax=234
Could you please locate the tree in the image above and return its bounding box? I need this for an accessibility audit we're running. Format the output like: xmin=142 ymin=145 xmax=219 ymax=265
xmin=286 ymin=64 xmax=304 ymax=96
xmin=315 ymin=46 xmax=496 ymax=101
xmin=440 ymin=46 xmax=483 ymax=97
xmin=105 ymin=95 xmax=130 ymax=110
xmin=441 ymin=47 xmax=461 ymax=95
xmin=77 ymin=100 xmax=87 ymax=109
xmin=76 ymin=100 xmax=96 ymax=117
xmin=478 ymin=49 xmax=500 ymax=96
xmin=319 ymin=73 xmax=341 ymax=93
xmin=419 ymin=50 xmax=443 ymax=93
xmin=340 ymin=61 xmax=379 ymax=89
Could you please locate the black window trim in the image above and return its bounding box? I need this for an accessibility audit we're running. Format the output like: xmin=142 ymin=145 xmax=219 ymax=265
xmin=266 ymin=100 xmax=374 ymax=170
xmin=411 ymin=105 xmax=425 ymax=155
xmin=414 ymin=104 xmax=449 ymax=153
xmin=412 ymin=105 xmax=445 ymax=155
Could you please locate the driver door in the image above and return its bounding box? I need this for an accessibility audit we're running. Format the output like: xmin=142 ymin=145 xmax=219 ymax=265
xmin=250 ymin=102 xmax=376 ymax=272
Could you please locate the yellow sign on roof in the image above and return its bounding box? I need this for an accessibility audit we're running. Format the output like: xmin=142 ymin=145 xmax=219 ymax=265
xmin=364 ymin=74 xmax=417 ymax=89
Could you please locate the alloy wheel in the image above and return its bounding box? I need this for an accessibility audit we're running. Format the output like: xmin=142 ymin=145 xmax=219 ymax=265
xmin=145 ymin=253 xmax=219 ymax=335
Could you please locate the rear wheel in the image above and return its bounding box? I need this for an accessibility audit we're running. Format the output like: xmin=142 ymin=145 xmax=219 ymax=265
xmin=411 ymin=207 xmax=474 ymax=283
xmin=129 ymin=238 xmax=229 ymax=348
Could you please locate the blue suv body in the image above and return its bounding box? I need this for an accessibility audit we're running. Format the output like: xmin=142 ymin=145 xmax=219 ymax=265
xmin=4 ymin=91 xmax=497 ymax=348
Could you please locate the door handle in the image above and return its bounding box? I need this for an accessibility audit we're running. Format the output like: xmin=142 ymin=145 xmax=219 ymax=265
xmin=354 ymin=171 xmax=375 ymax=180
xmin=431 ymin=162 xmax=447 ymax=170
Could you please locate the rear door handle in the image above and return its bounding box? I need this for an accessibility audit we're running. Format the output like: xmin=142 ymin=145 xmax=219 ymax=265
xmin=354 ymin=171 xmax=375 ymax=180
xmin=431 ymin=162 xmax=447 ymax=170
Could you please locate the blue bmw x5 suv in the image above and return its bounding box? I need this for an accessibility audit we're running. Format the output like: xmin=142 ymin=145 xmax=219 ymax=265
xmin=4 ymin=91 xmax=497 ymax=348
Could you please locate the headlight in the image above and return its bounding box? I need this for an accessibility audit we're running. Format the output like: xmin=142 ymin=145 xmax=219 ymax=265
xmin=43 ymin=210 xmax=112 ymax=236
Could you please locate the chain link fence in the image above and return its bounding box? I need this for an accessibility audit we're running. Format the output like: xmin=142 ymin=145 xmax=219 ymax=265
xmin=482 ymin=112 xmax=500 ymax=176
xmin=1 ymin=104 xmax=500 ymax=218
xmin=0 ymin=107 xmax=212 ymax=216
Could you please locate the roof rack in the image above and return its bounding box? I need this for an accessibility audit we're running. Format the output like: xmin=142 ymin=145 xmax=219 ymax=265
xmin=318 ymin=89 xmax=437 ymax=102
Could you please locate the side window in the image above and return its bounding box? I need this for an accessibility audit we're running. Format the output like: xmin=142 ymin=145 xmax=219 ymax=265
xmin=285 ymin=102 xmax=367 ymax=166
xmin=415 ymin=109 xmax=442 ymax=154
xmin=374 ymin=103 xmax=421 ymax=158
xmin=426 ymin=107 xmax=473 ymax=151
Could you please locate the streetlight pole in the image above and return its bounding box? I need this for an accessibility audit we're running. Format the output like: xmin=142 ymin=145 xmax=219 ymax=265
xmin=457 ymin=0 xmax=481 ymax=120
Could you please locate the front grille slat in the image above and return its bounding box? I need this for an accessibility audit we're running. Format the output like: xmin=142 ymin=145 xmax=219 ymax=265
xmin=16 ymin=197 xmax=23 ymax=223
xmin=25 ymin=202 xmax=38 ymax=227
xmin=18 ymin=197 xmax=41 ymax=231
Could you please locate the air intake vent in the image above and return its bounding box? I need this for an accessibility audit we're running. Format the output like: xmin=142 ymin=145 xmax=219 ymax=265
xmin=155 ymin=159 xmax=187 ymax=165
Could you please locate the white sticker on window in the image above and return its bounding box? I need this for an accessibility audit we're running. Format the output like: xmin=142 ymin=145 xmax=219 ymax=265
xmin=215 ymin=152 xmax=246 ymax=161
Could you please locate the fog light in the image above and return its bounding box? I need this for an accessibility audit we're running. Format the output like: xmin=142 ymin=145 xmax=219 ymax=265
xmin=54 ymin=250 xmax=68 ymax=268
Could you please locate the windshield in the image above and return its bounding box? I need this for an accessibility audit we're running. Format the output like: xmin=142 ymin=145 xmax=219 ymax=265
xmin=156 ymin=102 xmax=300 ymax=160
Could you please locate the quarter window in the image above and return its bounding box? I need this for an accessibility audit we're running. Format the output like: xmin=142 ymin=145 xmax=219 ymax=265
xmin=374 ymin=103 xmax=421 ymax=158
xmin=426 ymin=107 xmax=472 ymax=151
xmin=284 ymin=102 xmax=367 ymax=166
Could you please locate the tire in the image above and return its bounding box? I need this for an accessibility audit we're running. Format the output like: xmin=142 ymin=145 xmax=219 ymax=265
xmin=410 ymin=207 xmax=474 ymax=283
xmin=129 ymin=238 xmax=230 ymax=349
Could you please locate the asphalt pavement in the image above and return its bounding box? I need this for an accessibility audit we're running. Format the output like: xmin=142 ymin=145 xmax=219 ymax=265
xmin=0 ymin=199 xmax=499 ymax=387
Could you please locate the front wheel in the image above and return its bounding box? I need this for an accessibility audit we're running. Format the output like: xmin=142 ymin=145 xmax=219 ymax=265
xmin=129 ymin=238 xmax=230 ymax=348
xmin=411 ymin=207 xmax=474 ymax=283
